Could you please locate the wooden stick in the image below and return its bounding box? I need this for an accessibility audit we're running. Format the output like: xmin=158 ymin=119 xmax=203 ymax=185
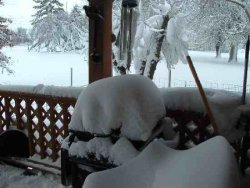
xmin=186 ymin=56 xmax=219 ymax=134
xmin=242 ymin=36 xmax=250 ymax=105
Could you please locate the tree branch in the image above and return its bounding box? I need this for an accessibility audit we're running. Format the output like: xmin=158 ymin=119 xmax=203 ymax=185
xmin=226 ymin=0 xmax=250 ymax=22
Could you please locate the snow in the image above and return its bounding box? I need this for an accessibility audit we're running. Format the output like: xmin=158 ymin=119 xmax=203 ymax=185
xmin=0 ymin=84 xmax=83 ymax=98
xmin=82 ymin=136 xmax=240 ymax=188
xmin=68 ymin=137 xmax=139 ymax=165
xmin=1 ymin=46 xmax=88 ymax=86
xmin=160 ymin=87 xmax=245 ymax=141
xmin=0 ymin=164 xmax=63 ymax=188
xmin=0 ymin=46 xmax=249 ymax=93
xmin=69 ymin=75 xmax=166 ymax=141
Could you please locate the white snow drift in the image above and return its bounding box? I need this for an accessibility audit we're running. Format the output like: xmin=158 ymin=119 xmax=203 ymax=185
xmin=83 ymin=136 xmax=240 ymax=188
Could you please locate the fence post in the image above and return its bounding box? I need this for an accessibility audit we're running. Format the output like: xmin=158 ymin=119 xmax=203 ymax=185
xmin=168 ymin=69 xmax=172 ymax=88
xmin=70 ymin=68 xmax=73 ymax=87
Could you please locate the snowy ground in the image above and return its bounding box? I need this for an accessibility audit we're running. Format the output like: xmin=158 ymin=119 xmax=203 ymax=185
xmin=0 ymin=156 xmax=250 ymax=188
xmin=1 ymin=46 xmax=249 ymax=93
xmin=0 ymin=163 xmax=64 ymax=188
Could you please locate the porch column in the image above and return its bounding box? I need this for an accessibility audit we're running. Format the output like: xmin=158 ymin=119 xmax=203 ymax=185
xmin=87 ymin=0 xmax=113 ymax=83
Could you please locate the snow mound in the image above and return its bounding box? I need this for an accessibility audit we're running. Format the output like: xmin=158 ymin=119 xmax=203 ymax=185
xmin=160 ymin=87 xmax=244 ymax=141
xmin=69 ymin=75 xmax=166 ymax=141
xmin=83 ymin=136 xmax=240 ymax=188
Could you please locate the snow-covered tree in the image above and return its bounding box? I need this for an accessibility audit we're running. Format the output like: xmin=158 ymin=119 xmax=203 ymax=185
xmin=30 ymin=0 xmax=66 ymax=52
xmin=224 ymin=0 xmax=250 ymax=62
xmin=62 ymin=5 xmax=87 ymax=51
xmin=0 ymin=0 xmax=13 ymax=74
xmin=111 ymin=0 xmax=192 ymax=79
xmin=133 ymin=0 xmax=188 ymax=79
xmin=189 ymin=0 xmax=249 ymax=62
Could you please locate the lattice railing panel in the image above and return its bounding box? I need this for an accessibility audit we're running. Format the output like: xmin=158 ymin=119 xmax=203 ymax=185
xmin=0 ymin=90 xmax=77 ymax=161
xmin=166 ymin=109 xmax=215 ymax=149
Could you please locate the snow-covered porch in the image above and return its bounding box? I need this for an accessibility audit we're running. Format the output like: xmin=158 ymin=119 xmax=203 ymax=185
xmin=0 ymin=0 xmax=250 ymax=187
xmin=0 ymin=76 xmax=249 ymax=187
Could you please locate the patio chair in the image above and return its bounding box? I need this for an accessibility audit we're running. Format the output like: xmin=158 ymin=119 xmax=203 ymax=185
xmin=61 ymin=75 xmax=167 ymax=187
xmin=82 ymin=136 xmax=240 ymax=188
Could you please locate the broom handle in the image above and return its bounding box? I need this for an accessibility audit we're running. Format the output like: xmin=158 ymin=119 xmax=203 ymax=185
xmin=186 ymin=56 xmax=219 ymax=134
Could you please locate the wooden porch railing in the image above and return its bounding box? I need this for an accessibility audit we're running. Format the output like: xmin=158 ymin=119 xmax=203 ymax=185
xmin=0 ymin=88 xmax=248 ymax=173
xmin=0 ymin=90 xmax=77 ymax=162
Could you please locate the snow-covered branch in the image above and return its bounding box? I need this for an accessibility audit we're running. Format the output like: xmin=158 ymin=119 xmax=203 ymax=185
xmin=226 ymin=0 xmax=250 ymax=21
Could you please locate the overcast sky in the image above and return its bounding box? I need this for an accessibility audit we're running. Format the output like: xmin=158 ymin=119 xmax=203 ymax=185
xmin=0 ymin=0 xmax=83 ymax=30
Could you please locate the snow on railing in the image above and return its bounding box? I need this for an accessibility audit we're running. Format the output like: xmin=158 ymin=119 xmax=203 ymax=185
xmin=0 ymin=83 xmax=247 ymax=163
xmin=154 ymin=78 xmax=250 ymax=93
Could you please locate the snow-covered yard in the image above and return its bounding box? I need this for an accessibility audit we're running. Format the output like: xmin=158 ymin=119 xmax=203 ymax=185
xmin=0 ymin=46 xmax=248 ymax=93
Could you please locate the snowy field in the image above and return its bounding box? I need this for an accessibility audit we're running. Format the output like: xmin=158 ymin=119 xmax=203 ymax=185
xmin=0 ymin=46 xmax=249 ymax=93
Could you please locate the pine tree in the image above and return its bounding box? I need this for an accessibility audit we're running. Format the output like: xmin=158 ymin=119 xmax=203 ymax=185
xmin=63 ymin=5 xmax=87 ymax=51
xmin=0 ymin=0 xmax=13 ymax=74
xmin=30 ymin=0 xmax=66 ymax=52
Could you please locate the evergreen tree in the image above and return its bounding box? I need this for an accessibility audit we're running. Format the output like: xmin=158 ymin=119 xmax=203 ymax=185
xmin=30 ymin=0 xmax=66 ymax=52
xmin=63 ymin=5 xmax=87 ymax=51
xmin=0 ymin=0 xmax=13 ymax=74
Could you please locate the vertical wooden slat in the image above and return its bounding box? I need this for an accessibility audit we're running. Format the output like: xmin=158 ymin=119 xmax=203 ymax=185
xmin=37 ymin=101 xmax=46 ymax=159
xmin=15 ymin=98 xmax=22 ymax=129
xmin=62 ymin=104 xmax=70 ymax=138
xmin=26 ymin=99 xmax=35 ymax=156
xmin=5 ymin=97 xmax=11 ymax=129
xmin=49 ymin=102 xmax=58 ymax=162
xmin=0 ymin=97 xmax=3 ymax=133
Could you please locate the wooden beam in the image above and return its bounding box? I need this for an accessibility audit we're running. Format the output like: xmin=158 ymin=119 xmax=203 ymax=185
xmin=88 ymin=0 xmax=113 ymax=84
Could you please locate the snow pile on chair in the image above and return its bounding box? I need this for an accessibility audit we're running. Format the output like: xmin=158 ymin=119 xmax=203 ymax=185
xmin=68 ymin=137 xmax=139 ymax=165
xmin=69 ymin=75 xmax=166 ymax=141
xmin=82 ymin=136 xmax=240 ymax=188
xmin=63 ymin=75 xmax=166 ymax=165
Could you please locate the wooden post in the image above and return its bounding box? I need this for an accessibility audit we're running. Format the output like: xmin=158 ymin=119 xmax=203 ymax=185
xmin=242 ymin=36 xmax=250 ymax=105
xmin=88 ymin=0 xmax=113 ymax=84
xmin=187 ymin=56 xmax=219 ymax=135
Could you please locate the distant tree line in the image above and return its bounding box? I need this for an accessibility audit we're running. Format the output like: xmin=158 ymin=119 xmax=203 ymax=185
xmin=12 ymin=27 xmax=31 ymax=45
